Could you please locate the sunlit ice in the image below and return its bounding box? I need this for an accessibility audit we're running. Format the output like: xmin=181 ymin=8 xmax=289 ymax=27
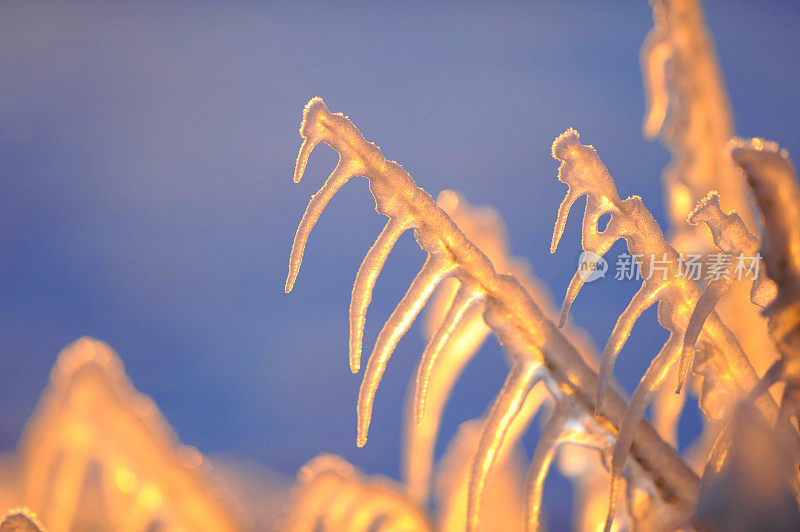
xmin=1 ymin=1 xmax=799 ymax=530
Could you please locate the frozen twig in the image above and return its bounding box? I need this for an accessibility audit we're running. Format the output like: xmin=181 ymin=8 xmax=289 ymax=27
xmin=286 ymin=98 xmax=699 ymax=529
xmin=550 ymin=129 xmax=789 ymax=530
xmin=732 ymin=139 xmax=800 ymax=421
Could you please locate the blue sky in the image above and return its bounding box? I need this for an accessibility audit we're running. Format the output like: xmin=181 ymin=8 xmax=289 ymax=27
xmin=1 ymin=0 xmax=798 ymax=526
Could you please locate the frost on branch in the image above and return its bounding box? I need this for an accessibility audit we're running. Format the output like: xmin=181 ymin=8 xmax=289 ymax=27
xmin=731 ymin=139 xmax=800 ymax=422
xmin=642 ymin=0 xmax=777 ymax=395
xmin=681 ymin=191 xmax=778 ymax=374
xmin=287 ymin=98 xmax=700 ymax=531
xmin=550 ymin=128 xmax=789 ymax=529
xmin=401 ymin=191 xmax=621 ymax=531
xmin=402 ymin=191 xmax=552 ymax=507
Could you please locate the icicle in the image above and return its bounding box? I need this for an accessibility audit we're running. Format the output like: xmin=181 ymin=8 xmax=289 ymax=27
xmin=551 ymin=189 xmax=579 ymax=254
xmin=597 ymin=285 xmax=662 ymax=412
xmin=286 ymin=158 xmax=361 ymax=292
xmin=605 ymin=334 xmax=681 ymax=532
xmin=350 ymin=219 xmax=409 ymax=373
xmin=749 ymin=359 xmax=784 ymax=403
xmin=525 ymin=407 xmax=606 ymax=532
xmin=294 ymin=136 xmax=318 ymax=184
xmin=467 ymin=361 xmax=540 ymax=532
xmin=414 ymin=286 xmax=480 ymax=424
xmin=641 ymin=36 xmax=671 ymax=139
xmin=558 ymin=269 xmax=584 ymax=328
xmin=402 ymin=297 xmax=489 ymax=505
xmin=357 ymin=256 xmax=453 ymax=447
xmin=524 ymin=406 xmax=567 ymax=532
xmin=677 ymin=278 xmax=731 ymax=391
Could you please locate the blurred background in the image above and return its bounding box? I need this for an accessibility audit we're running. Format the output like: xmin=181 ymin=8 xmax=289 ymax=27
xmin=1 ymin=0 xmax=798 ymax=527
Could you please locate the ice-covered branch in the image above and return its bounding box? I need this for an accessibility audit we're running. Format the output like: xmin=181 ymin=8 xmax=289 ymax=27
xmin=550 ymin=128 xmax=789 ymax=529
xmin=642 ymin=0 xmax=777 ymax=394
xmin=732 ymin=139 xmax=800 ymax=421
xmin=286 ymin=98 xmax=699 ymax=528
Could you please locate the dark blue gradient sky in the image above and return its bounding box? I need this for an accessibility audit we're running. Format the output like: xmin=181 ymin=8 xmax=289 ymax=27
xmin=1 ymin=0 xmax=798 ymax=525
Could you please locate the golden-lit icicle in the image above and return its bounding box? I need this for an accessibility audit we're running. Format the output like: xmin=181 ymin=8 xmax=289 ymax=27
xmin=640 ymin=35 xmax=670 ymax=139
xmin=525 ymin=407 xmax=607 ymax=532
xmin=551 ymin=188 xmax=580 ymax=255
xmin=432 ymin=420 xmax=522 ymax=532
xmin=558 ymin=270 xmax=585 ymax=329
xmin=357 ymin=256 xmax=454 ymax=446
xmin=20 ymin=337 xmax=240 ymax=532
xmin=641 ymin=0 xmax=754 ymax=244
xmin=524 ymin=405 xmax=568 ymax=532
xmin=286 ymin=158 xmax=362 ymax=292
xmin=350 ymin=218 xmax=410 ymax=373
xmin=467 ymin=361 xmax=541 ymax=532
xmin=679 ymin=278 xmax=732 ymax=382
xmin=605 ymin=333 xmax=681 ymax=532
xmin=402 ymin=286 xmax=489 ymax=506
xmin=288 ymin=98 xmax=700 ymax=511
xmin=414 ymin=286 xmax=480 ymax=424
xmin=434 ymin=387 xmax=549 ymax=532
xmin=597 ymin=284 xmax=663 ymax=412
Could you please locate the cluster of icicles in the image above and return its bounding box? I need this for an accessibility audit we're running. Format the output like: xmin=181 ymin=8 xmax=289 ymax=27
xmin=285 ymin=91 xmax=800 ymax=530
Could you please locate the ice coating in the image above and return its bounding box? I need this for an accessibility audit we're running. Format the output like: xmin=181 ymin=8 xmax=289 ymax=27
xmin=681 ymin=191 xmax=778 ymax=374
xmin=466 ymin=361 xmax=541 ymax=532
xmin=641 ymin=0 xmax=778 ymax=459
xmin=641 ymin=0 xmax=753 ymax=241
xmin=550 ymin=128 xmax=791 ymax=529
xmin=287 ymin=98 xmax=701 ymax=528
xmin=732 ymin=140 xmax=800 ymax=303
xmin=404 ymin=191 xmax=558 ymax=507
xmin=402 ymin=275 xmax=489 ymax=505
xmin=19 ymin=337 xmax=239 ymax=532
xmin=283 ymin=455 xmax=431 ymax=532
xmin=732 ymin=139 xmax=800 ymax=424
